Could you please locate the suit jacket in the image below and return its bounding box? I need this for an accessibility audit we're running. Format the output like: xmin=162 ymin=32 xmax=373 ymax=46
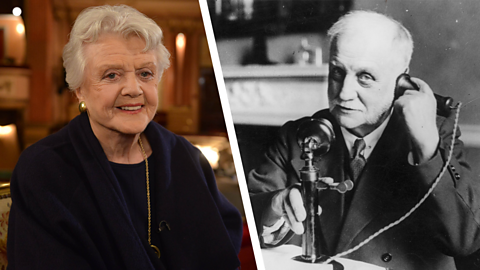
xmin=7 ymin=113 xmax=242 ymax=270
xmin=249 ymin=109 xmax=480 ymax=270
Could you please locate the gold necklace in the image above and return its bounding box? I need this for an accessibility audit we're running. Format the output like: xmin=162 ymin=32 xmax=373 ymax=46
xmin=138 ymin=136 xmax=161 ymax=258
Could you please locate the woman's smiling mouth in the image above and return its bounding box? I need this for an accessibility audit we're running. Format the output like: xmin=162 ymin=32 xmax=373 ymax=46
xmin=120 ymin=105 xmax=142 ymax=111
xmin=116 ymin=104 xmax=144 ymax=113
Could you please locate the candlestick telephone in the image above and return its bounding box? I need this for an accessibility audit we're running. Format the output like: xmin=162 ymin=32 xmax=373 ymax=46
xmin=296 ymin=73 xmax=459 ymax=264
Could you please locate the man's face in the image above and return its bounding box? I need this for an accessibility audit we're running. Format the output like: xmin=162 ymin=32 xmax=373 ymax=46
xmin=328 ymin=31 xmax=406 ymax=137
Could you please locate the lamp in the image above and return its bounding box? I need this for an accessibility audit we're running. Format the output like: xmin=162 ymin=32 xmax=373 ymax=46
xmin=175 ymin=33 xmax=186 ymax=106
xmin=15 ymin=23 xmax=24 ymax=34
xmin=12 ymin=7 xmax=21 ymax=16
xmin=195 ymin=145 xmax=220 ymax=169
xmin=0 ymin=13 xmax=26 ymax=65
xmin=0 ymin=0 xmax=24 ymax=17
xmin=183 ymin=135 xmax=233 ymax=175
xmin=0 ymin=125 xmax=13 ymax=136
xmin=0 ymin=124 xmax=20 ymax=175
xmin=176 ymin=33 xmax=186 ymax=49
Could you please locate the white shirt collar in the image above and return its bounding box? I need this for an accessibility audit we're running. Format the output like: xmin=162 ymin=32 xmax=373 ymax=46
xmin=340 ymin=111 xmax=392 ymax=160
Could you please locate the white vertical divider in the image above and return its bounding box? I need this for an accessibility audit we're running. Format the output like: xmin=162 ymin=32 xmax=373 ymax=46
xmin=198 ymin=1 xmax=266 ymax=269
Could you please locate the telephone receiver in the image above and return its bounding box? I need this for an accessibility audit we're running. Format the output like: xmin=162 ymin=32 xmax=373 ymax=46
xmin=394 ymin=73 xmax=454 ymax=117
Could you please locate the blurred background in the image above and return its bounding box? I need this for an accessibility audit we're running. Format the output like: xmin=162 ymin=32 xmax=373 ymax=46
xmin=0 ymin=0 xmax=256 ymax=269
xmin=207 ymin=0 xmax=480 ymax=180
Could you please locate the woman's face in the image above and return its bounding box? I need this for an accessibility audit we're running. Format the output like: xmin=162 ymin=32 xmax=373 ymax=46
xmin=76 ymin=33 xmax=159 ymax=137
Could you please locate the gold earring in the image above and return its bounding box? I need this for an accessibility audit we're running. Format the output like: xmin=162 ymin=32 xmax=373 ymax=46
xmin=78 ymin=101 xmax=87 ymax=113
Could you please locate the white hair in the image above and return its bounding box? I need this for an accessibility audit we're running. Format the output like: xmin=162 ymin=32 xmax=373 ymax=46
xmin=62 ymin=5 xmax=170 ymax=91
xmin=328 ymin=10 xmax=414 ymax=68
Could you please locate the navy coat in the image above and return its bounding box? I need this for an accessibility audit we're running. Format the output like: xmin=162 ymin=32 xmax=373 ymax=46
xmin=7 ymin=113 xmax=242 ymax=269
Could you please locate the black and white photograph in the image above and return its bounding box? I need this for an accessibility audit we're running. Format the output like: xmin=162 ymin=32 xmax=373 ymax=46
xmin=205 ymin=0 xmax=480 ymax=269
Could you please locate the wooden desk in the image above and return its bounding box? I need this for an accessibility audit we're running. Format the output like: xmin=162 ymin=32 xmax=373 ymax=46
xmin=261 ymin=245 xmax=386 ymax=270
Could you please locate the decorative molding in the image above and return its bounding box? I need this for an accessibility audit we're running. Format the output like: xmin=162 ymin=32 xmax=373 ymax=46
xmin=223 ymin=64 xmax=328 ymax=126
xmin=222 ymin=64 xmax=328 ymax=79
xmin=226 ymin=79 xmax=328 ymax=125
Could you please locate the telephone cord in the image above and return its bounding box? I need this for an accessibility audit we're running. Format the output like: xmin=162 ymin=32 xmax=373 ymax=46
xmin=326 ymin=102 xmax=462 ymax=263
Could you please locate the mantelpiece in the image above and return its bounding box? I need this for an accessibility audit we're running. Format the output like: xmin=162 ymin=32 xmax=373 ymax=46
xmin=222 ymin=64 xmax=329 ymax=126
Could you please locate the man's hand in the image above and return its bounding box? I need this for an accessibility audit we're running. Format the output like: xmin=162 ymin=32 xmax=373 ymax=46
xmin=270 ymin=185 xmax=306 ymax=234
xmin=265 ymin=178 xmax=333 ymax=235
xmin=394 ymin=77 xmax=439 ymax=164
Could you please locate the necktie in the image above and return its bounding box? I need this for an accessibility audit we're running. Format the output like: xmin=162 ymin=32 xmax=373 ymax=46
xmin=350 ymin=138 xmax=366 ymax=181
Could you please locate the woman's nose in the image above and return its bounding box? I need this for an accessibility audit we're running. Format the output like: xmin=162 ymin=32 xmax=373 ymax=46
xmin=122 ymin=73 xmax=142 ymax=97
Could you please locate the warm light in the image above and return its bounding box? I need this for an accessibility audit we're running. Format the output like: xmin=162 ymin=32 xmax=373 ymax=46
xmin=0 ymin=124 xmax=19 ymax=169
xmin=176 ymin=33 xmax=186 ymax=49
xmin=12 ymin=7 xmax=22 ymax=16
xmin=196 ymin=145 xmax=220 ymax=169
xmin=0 ymin=125 xmax=13 ymax=136
xmin=16 ymin=23 xmax=24 ymax=34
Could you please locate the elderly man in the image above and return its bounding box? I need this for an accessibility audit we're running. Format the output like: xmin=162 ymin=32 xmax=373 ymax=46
xmin=248 ymin=10 xmax=480 ymax=270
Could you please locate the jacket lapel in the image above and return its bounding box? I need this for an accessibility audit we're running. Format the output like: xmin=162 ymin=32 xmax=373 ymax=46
xmin=317 ymin=144 xmax=349 ymax=254
xmin=335 ymin=112 xmax=411 ymax=253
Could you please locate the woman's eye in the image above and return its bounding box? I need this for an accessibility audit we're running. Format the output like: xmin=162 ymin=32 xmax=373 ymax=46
xmin=106 ymin=73 xmax=117 ymax=79
xmin=140 ymin=71 xmax=153 ymax=78
xmin=138 ymin=71 xmax=155 ymax=81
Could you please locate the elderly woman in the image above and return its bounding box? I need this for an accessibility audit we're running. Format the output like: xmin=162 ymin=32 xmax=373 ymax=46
xmin=7 ymin=5 xmax=242 ymax=269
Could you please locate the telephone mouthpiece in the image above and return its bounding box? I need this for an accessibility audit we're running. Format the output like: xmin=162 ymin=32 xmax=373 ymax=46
xmin=297 ymin=118 xmax=335 ymax=157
